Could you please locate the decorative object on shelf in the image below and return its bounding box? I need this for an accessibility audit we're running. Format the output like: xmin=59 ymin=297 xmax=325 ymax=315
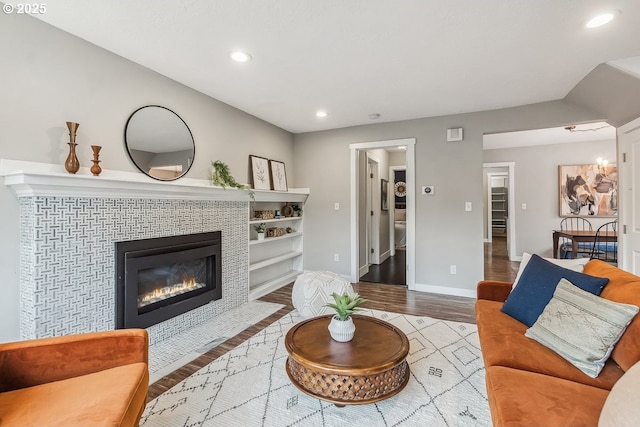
xmin=269 ymin=159 xmax=288 ymax=191
xmin=64 ymin=121 xmax=80 ymax=174
xmin=124 ymin=105 xmax=195 ymax=181
xmin=253 ymin=222 xmax=266 ymax=240
xmin=325 ymin=292 xmax=367 ymax=342
xmin=249 ymin=155 xmax=271 ymax=190
xmin=286 ymin=227 xmax=293 ymax=233
xmin=266 ymin=227 xmax=286 ymax=238
xmin=254 ymin=210 xmax=274 ymax=220
xmin=90 ymin=145 xmax=102 ymax=176
xmin=282 ymin=203 xmax=294 ymax=217
xmin=394 ymin=181 xmax=407 ymax=197
xmin=558 ymin=163 xmax=617 ymax=217
xmin=381 ymin=179 xmax=389 ymax=211
xmin=210 ymin=160 xmax=254 ymax=200
xmin=291 ymin=204 xmax=303 ymax=217
xmin=274 ymin=209 xmax=281 ymax=218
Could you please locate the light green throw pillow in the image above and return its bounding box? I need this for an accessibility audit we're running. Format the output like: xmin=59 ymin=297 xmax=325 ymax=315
xmin=525 ymin=278 xmax=639 ymax=378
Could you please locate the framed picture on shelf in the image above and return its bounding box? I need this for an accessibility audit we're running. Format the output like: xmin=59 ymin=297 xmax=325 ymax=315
xmin=558 ymin=163 xmax=618 ymax=217
xmin=269 ymin=160 xmax=288 ymax=191
xmin=249 ymin=155 xmax=271 ymax=190
xmin=381 ymin=179 xmax=389 ymax=211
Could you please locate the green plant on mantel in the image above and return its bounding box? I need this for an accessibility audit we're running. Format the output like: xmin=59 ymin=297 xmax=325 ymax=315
xmin=210 ymin=160 xmax=254 ymax=200
xmin=325 ymin=292 xmax=368 ymax=321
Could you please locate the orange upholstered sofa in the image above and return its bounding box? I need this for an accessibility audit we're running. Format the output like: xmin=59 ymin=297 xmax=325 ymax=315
xmin=476 ymin=260 xmax=640 ymax=426
xmin=0 ymin=329 xmax=149 ymax=426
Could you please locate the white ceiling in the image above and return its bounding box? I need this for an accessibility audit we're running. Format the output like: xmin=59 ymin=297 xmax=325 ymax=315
xmin=29 ymin=0 xmax=640 ymax=134
xmin=483 ymin=121 xmax=615 ymax=150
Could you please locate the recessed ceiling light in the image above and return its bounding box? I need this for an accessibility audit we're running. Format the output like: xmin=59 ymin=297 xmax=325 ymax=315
xmin=368 ymin=113 xmax=381 ymax=120
xmin=230 ymin=51 xmax=252 ymax=62
xmin=586 ymin=11 xmax=618 ymax=28
xmin=316 ymin=111 xmax=328 ymax=118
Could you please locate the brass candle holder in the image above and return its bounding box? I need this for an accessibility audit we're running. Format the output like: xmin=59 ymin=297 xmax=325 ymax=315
xmin=64 ymin=122 xmax=80 ymax=174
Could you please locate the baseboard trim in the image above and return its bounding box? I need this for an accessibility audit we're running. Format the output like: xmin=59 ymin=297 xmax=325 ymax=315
xmin=380 ymin=249 xmax=390 ymax=263
xmin=359 ymin=265 xmax=369 ymax=278
xmin=413 ymin=283 xmax=477 ymax=299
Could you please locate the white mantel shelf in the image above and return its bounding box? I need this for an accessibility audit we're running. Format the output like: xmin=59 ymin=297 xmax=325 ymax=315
xmin=0 ymin=159 xmax=309 ymax=202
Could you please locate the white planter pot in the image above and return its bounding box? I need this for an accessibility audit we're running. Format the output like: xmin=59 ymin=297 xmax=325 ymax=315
xmin=257 ymin=232 xmax=265 ymax=240
xmin=328 ymin=315 xmax=355 ymax=342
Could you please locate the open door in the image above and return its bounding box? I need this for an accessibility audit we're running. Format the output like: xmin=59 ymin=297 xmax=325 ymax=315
xmin=619 ymin=117 xmax=640 ymax=272
xmin=483 ymin=162 xmax=516 ymax=261
xmin=350 ymin=138 xmax=416 ymax=289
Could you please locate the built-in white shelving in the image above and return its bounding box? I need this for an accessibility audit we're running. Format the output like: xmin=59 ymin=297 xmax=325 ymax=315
xmin=491 ymin=187 xmax=508 ymax=232
xmin=248 ymin=191 xmax=308 ymax=301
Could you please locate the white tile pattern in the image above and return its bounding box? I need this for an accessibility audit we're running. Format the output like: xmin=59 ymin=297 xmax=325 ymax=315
xmin=19 ymin=197 xmax=248 ymax=344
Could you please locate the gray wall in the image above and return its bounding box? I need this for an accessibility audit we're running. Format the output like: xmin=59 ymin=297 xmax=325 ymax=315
xmin=0 ymin=13 xmax=293 ymax=342
xmin=483 ymin=139 xmax=616 ymax=257
xmin=389 ymin=150 xmax=407 ymax=167
xmin=293 ymin=101 xmax=604 ymax=295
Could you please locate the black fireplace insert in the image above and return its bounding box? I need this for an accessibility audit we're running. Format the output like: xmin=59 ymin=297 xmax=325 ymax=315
xmin=115 ymin=231 xmax=222 ymax=329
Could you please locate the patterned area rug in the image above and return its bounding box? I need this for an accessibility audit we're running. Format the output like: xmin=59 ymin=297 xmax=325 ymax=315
xmin=148 ymin=300 xmax=284 ymax=383
xmin=141 ymin=309 xmax=491 ymax=427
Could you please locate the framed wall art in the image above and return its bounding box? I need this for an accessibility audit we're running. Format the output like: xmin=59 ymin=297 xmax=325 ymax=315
xmin=269 ymin=160 xmax=288 ymax=192
xmin=558 ymin=163 xmax=617 ymax=217
xmin=381 ymin=179 xmax=389 ymax=211
xmin=249 ymin=155 xmax=271 ymax=190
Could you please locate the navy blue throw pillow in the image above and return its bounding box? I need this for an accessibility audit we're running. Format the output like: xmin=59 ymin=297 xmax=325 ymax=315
xmin=501 ymin=254 xmax=609 ymax=326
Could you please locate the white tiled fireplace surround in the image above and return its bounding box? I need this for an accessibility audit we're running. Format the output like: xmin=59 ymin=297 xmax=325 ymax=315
xmin=1 ymin=160 xmax=258 ymax=345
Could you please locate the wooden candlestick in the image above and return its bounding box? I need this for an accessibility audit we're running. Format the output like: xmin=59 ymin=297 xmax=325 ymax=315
xmin=90 ymin=145 xmax=102 ymax=176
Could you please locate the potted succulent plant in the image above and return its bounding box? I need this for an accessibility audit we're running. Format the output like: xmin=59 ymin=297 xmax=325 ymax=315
xmin=325 ymin=292 xmax=367 ymax=342
xmin=253 ymin=222 xmax=266 ymax=240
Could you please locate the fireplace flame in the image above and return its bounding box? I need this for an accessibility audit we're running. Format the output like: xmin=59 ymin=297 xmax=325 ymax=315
xmin=138 ymin=277 xmax=206 ymax=308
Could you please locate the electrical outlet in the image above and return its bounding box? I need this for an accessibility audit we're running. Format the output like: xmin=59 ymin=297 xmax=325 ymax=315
xmin=465 ymin=202 xmax=472 ymax=211
xmin=450 ymin=265 xmax=457 ymax=274
xmin=334 ymin=202 xmax=340 ymax=210
xmin=521 ymin=203 xmax=527 ymax=210
xmin=334 ymin=253 xmax=339 ymax=262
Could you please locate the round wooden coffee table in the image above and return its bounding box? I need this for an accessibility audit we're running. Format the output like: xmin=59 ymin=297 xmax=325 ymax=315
xmin=284 ymin=314 xmax=410 ymax=406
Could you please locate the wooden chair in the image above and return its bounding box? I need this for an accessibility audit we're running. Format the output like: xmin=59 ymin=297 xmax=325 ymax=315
xmin=559 ymin=217 xmax=593 ymax=259
xmin=590 ymin=221 xmax=618 ymax=265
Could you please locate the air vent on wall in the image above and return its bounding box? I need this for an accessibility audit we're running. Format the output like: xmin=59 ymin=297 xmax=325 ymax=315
xmin=447 ymin=128 xmax=463 ymax=142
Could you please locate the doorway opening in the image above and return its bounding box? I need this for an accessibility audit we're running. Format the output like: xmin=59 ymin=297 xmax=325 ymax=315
xmin=483 ymin=162 xmax=516 ymax=264
xmin=360 ymin=160 xmax=407 ymax=285
xmin=350 ymin=138 xmax=416 ymax=289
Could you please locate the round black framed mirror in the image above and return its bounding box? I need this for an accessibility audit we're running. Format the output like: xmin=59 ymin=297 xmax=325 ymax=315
xmin=124 ymin=105 xmax=195 ymax=181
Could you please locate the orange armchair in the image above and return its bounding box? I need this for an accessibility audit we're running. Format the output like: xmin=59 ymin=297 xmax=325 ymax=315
xmin=0 ymin=329 xmax=149 ymax=426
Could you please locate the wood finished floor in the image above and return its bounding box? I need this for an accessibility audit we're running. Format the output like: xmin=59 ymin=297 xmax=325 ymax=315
xmin=360 ymin=249 xmax=406 ymax=285
xmin=147 ymin=239 xmax=519 ymax=401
